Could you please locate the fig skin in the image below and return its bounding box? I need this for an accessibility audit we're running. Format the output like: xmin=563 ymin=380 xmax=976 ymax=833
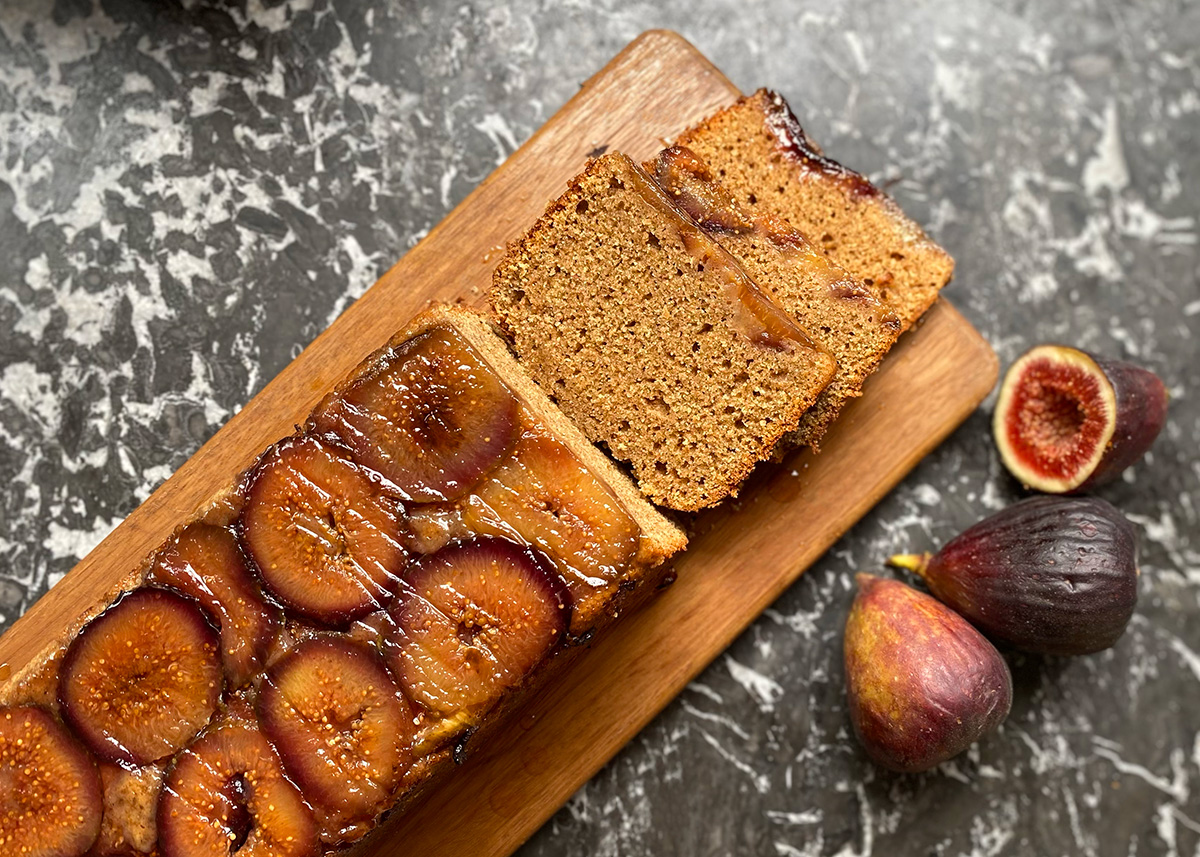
xmin=844 ymin=575 xmax=1012 ymax=774
xmin=890 ymin=495 xmax=1138 ymax=655
xmin=994 ymin=344 xmax=1168 ymax=493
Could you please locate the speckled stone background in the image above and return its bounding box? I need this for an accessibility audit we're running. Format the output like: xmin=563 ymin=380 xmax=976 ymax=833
xmin=1 ymin=1 xmax=1197 ymax=854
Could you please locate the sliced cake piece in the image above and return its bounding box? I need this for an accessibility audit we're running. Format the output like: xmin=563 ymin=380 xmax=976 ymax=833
xmin=676 ymin=89 xmax=954 ymax=331
xmin=647 ymin=146 xmax=901 ymax=451
xmin=491 ymin=152 xmax=837 ymax=512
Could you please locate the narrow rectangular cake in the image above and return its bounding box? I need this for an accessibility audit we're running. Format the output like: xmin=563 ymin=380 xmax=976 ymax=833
xmin=0 ymin=304 xmax=685 ymax=857
xmin=647 ymin=145 xmax=901 ymax=451
xmin=676 ymin=89 xmax=955 ymax=331
xmin=490 ymin=152 xmax=838 ymax=512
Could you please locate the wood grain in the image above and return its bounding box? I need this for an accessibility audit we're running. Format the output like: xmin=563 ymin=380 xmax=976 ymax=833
xmin=0 ymin=30 xmax=998 ymax=857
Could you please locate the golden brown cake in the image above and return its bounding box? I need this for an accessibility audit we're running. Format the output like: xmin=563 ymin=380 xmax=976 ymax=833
xmin=647 ymin=146 xmax=901 ymax=451
xmin=676 ymin=89 xmax=954 ymax=331
xmin=490 ymin=152 xmax=838 ymax=511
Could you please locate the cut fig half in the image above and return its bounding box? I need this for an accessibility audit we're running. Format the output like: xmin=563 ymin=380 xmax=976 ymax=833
xmin=387 ymin=537 xmax=570 ymax=717
xmin=147 ymin=522 xmax=281 ymax=688
xmin=993 ymin=344 xmax=1168 ymax=493
xmin=59 ymin=587 xmax=224 ymax=767
xmin=0 ymin=705 xmax=103 ymax=857
xmin=158 ymin=703 xmax=318 ymax=857
xmin=256 ymin=637 xmax=416 ymax=842
xmin=240 ymin=435 xmax=410 ymax=625
xmin=309 ymin=327 xmax=519 ymax=503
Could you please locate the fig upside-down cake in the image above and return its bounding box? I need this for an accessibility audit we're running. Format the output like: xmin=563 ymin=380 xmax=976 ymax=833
xmin=0 ymin=305 xmax=684 ymax=857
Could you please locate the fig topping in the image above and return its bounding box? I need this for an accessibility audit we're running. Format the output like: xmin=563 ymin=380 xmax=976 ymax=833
xmin=994 ymin=344 xmax=1168 ymax=493
xmin=256 ymin=637 xmax=416 ymax=842
xmin=890 ymin=495 xmax=1139 ymax=655
xmin=240 ymin=435 xmax=409 ymax=625
xmin=59 ymin=588 xmax=223 ymax=767
xmin=387 ymin=537 xmax=569 ymax=717
xmin=463 ymin=428 xmax=638 ymax=631
xmin=844 ymin=575 xmax=1012 ymax=773
xmin=0 ymin=705 xmax=103 ymax=857
xmin=310 ymin=327 xmax=520 ymax=503
xmin=157 ymin=704 xmax=317 ymax=857
xmin=147 ymin=523 xmax=281 ymax=688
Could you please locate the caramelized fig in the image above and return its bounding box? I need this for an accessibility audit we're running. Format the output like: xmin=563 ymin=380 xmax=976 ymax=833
xmin=890 ymin=496 xmax=1138 ymax=655
xmin=147 ymin=522 xmax=281 ymax=688
xmin=59 ymin=588 xmax=224 ymax=766
xmin=240 ymin=435 xmax=409 ymax=625
xmin=387 ymin=537 xmax=569 ymax=717
xmin=158 ymin=702 xmax=318 ymax=857
xmin=463 ymin=428 xmax=638 ymax=630
xmin=994 ymin=344 xmax=1168 ymax=493
xmin=844 ymin=575 xmax=1012 ymax=773
xmin=0 ymin=705 xmax=103 ymax=857
xmin=256 ymin=637 xmax=416 ymax=842
xmin=310 ymin=326 xmax=519 ymax=503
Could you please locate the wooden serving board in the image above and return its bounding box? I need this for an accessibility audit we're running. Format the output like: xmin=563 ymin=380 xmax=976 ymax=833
xmin=0 ymin=30 xmax=997 ymax=857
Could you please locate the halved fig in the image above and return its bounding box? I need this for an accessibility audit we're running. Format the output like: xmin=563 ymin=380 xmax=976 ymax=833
xmin=256 ymin=637 xmax=416 ymax=840
xmin=0 ymin=705 xmax=102 ymax=857
xmin=147 ymin=522 xmax=281 ymax=688
xmin=240 ymin=435 xmax=409 ymax=625
xmin=463 ymin=428 xmax=638 ymax=629
xmin=158 ymin=703 xmax=317 ymax=857
xmin=994 ymin=344 xmax=1168 ymax=493
xmin=310 ymin=327 xmax=519 ymax=503
xmin=387 ymin=537 xmax=570 ymax=717
xmin=59 ymin=588 xmax=223 ymax=766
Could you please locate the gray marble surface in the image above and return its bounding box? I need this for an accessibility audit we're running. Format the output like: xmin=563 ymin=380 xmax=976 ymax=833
xmin=1 ymin=1 xmax=1197 ymax=855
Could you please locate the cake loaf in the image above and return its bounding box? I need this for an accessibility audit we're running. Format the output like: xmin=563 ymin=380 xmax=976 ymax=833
xmin=647 ymin=145 xmax=901 ymax=451
xmin=0 ymin=304 xmax=685 ymax=857
xmin=490 ymin=152 xmax=838 ymax=512
xmin=676 ymin=89 xmax=954 ymax=331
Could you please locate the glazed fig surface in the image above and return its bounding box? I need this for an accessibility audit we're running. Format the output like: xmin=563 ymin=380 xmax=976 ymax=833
xmin=387 ymin=536 xmax=570 ymax=717
xmin=891 ymin=495 xmax=1139 ymax=655
xmin=993 ymin=344 xmax=1167 ymax=493
xmin=844 ymin=575 xmax=1012 ymax=773
xmin=0 ymin=705 xmax=103 ymax=857
xmin=147 ymin=522 xmax=281 ymax=688
xmin=58 ymin=588 xmax=224 ymax=766
xmin=240 ymin=435 xmax=409 ymax=625
xmin=310 ymin=326 xmax=519 ymax=503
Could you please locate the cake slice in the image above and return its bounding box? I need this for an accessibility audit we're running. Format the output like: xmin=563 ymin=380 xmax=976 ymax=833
xmin=676 ymin=89 xmax=954 ymax=331
xmin=491 ymin=152 xmax=837 ymax=512
xmin=647 ymin=146 xmax=901 ymax=451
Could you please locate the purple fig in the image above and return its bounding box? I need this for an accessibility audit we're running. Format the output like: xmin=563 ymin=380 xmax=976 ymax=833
xmin=993 ymin=344 xmax=1168 ymax=493
xmin=844 ymin=575 xmax=1012 ymax=773
xmin=890 ymin=495 xmax=1138 ymax=656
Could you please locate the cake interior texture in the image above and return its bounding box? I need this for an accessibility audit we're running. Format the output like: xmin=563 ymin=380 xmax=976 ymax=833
xmin=647 ymin=145 xmax=901 ymax=451
xmin=676 ymin=88 xmax=954 ymax=331
xmin=491 ymin=152 xmax=837 ymax=512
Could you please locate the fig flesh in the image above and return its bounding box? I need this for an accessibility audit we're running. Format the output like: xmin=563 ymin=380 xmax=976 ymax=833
xmin=890 ymin=495 xmax=1138 ymax=655
xmin=0 ymin=705 xmax=103 ymax=857
xmin=844 ymin=575 xmax=1012 ymax=773
xmin=993 ymin=344 xmax=1167 ymax=493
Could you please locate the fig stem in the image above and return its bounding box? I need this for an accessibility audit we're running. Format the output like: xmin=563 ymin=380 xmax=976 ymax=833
xmin=887 ymin=552 xmax=933 ymax=577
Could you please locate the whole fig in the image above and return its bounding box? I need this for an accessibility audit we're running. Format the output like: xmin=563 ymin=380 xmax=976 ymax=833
xmin=890 ymin=495 xmax=1138 ymax=655
xmin=844 ymin=574 xmax=1012 ymax=773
